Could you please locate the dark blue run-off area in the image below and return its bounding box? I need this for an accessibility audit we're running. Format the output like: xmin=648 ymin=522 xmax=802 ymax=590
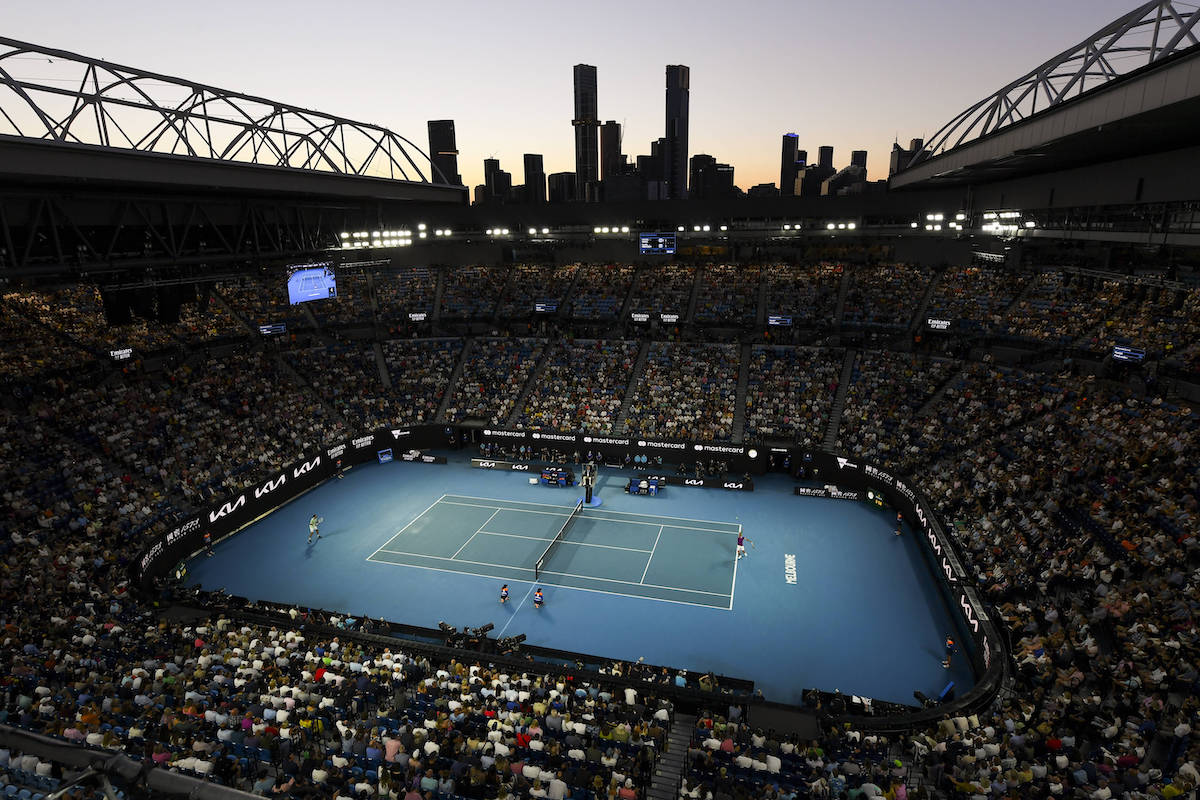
xmin=184 ymin=453 xmax=971 ymax=706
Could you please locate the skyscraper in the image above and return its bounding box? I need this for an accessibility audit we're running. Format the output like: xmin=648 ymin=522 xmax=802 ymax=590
xmin=851 ymin=150 xmax=868 ymax=174
xmin=818 ymin=146 xmax=834 ymax=170
xmin=780 ymin=133 xmax=799 ymax=197
xmin=664 ymin=65 xmax=690 ymax=200
xmin=572 ymin=65 xmax=599 ymax=201
xmin=483 ymin=158 xmax=511 ymax=203
xmin=523 ymin=154 xmax=545 ymax=204
xmin=426 ymin=120 xmax=461 ymax=185
xmin=600 ymin=121 xmax=623 ymax=180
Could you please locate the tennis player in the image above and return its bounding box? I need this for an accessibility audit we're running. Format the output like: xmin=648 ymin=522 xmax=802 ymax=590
xmin=534 ymin=588 xmax=544 ymax=609
xmin=499 ymin=584 xmax=509 ymax=604
xmin=895 ymin=511 xmax=904 ymax=536
xmin=736 ymin=531 xmax=753 ymax=560
xmin=307 ymin=514 xmax=322 ymax=544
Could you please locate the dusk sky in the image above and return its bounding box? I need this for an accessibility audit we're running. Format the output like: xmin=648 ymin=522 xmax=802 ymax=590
xmin=8 ymin=1 xmax=1138 ymax=192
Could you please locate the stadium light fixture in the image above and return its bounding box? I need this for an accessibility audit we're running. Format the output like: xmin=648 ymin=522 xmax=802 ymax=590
xmin=910 ymin=222 xmax=918 ymax=229
xmin=693 ymin=225 xmax=701 ymax=231
xmin=1024 ymin=220 xmax=1035 ymax=228
xmin=783 ymin=224 xmax=791 ymax=230
xmin=621 ymin=226 xmax=629 ymax=233
xmin=677 ymin=226 xmax=685 ymax=232
xmin=702 ymin=224 xmax=710 ymax=232
xmin=501 ymin=228 xmax=509 ymax=235
xmin=593 ymin=226 xmax=602 ymax=234
xmin=847 ymin=222 xmax=856 ymax=230
xmin=826 ymin=223 xmax=836 ymax=230
xmin=541 ymin=227 xmax=549 ymax=234
xmin=955 ymin=212 xmax=966 ymax=221
xmin=340 ymin=232 xmax=349 ymax=239
xmin=528 ymin=228 xmax=537 ymax=235
xmin=419 ymin=231 xmax=427 ymax=238
xmin=418 ymin=223 xmax=427 ymax=231
xmin=602 ymin=227 xmax=610 ymax=233
xmin=719 ymin=225 xmax=727 ymax=231
xmin=837 ymin=223 xmax=846 ymax=229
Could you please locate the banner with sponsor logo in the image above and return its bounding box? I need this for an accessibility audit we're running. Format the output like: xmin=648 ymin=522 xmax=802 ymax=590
xmin=138 ymin=424 xmax=447 ymax=590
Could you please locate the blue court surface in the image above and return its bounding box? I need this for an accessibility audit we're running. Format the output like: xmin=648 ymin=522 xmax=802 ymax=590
xmin=185 ymin=454 xmax=972 ymax=706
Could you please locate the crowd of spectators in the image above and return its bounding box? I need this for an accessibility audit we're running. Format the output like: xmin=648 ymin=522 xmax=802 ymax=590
xmin=837 ymin=352 xmax=960 ymax=464
xmin=220 ymin=278 xmax=309 ymax=331
xmin=284 ymin=343 xmax=395 ymax=431
xmin=926 ymin=267 xmax=1029 ymax=336
xmin=497 ymin=265 xmax=578 ymax=319
xmin=0 ymin=294 xmax=93 ymax=377
xmin=380 ymin=339 xmax=463 ymax=425
xmin=762 ymin=263 xmax=840 ymax=328
xmin=314 ymin=272 xmax=374 ymax=328
xmin=569 ymin=265 xmax=634 ymax=321
xmin=1 ymin=263 xmax=1199 ymax=798
xmin=517 ymin=340 xmax=637 ymax=433
xmin=841 ymin=264 xmax=931 ymax=329
xmin=442 ymin=267 xmax=508 ymax=320
xmin=693 ymin=265 xmax=759 ymax=326
xmin=444 ymin=338 xmax=546 ymax=425
xmin=627 ymin=266 xmax=695 ymax=320
xmin=743 ymin=346 xmax=841 ymax=446
xmin=375 ymin=268 xmax=437 ymax=325
xmin=624 ymin=343 xmax=739 ymax=442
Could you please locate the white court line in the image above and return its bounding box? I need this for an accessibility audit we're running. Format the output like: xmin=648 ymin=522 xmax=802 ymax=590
xmin=450 ymin=509 xmax=499 ymax=559
xmin=365 ymin=494 xmax=447 ymax=560
xmin=441 ymin=498 xmax=735 ymax=533
xmin=442 ymin=493 xmax=741 ymax=529
xmin=476 ymin=530 xmax=653 ymax=553
xmin=640 ymin=525 xmax=663 ymax=583
xmin=728 ymin=522 xmax=741 ymax=611
xmin=370 ymin=548 xmax=731 ymax=597
xmin=364 ymin=554 xmax=731 ymax=611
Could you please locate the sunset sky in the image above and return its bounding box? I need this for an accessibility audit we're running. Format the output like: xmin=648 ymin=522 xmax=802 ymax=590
xmin=7 ymin=0 xmax=1138 ymax=192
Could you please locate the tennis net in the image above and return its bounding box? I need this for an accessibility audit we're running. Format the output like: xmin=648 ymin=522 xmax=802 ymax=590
xmin=534 ymin=499 xmax=584 ymax=579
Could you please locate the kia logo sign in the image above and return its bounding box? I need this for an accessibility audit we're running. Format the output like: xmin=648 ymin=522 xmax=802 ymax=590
xmin=208 ymin=494 xmax=246 ymax=523
xmin=478 ymin=461 xmax=497 ymax=468
xmin=684 ymin=479 xmax=703 ymax=486
xmin=723 ymin=482 xmax=744 ymax=490
xmin=254 ymin=474 xmax=286 ymax=498
xmin=293 ymin=456 xmax=321 ymax=478
xmin=511 ymin=464 xmax=530 ymax=471
xmin=960 ymin=594 xmax=979 ymax=633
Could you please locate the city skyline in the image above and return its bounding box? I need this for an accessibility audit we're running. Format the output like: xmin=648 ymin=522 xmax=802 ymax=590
xmin=6 ymin=0 xmax=1139 ymax=193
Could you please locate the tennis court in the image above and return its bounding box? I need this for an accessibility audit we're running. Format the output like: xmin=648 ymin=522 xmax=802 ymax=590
xmin=367 ymin=494 xmax=739 ymax=609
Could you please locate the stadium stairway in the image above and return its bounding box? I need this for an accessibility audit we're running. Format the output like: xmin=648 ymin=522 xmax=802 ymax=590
xmin=685 ymin=265 xmax=703 ymax=324
xmin=732 ymin=343 xmax=751 ymax=443
xmin=616 ymin=340 xmax=652 ymax=434
xmin=616 ymin=267 xmax=640 ymax=321
xmin=211 ymin=289 xmax=257 ymax=334
xmin=504 ymin=341 xmax=559 ymax=428
xmin=834 ymin=266 xmax=851 ymax=324
xmin=822 ymin=348 xmax=858 ymax=450
xmin=647 ymin=712 xmax=695 ymax=800
xmin=434 ymin=336 xmax=475 ymax=422
xmin=557 ymin=267 xmax=583 ymax=322
xmin=432 ymin=265 xmax=446 ymax=322
xmin=755 ymin=278 xmax=768 ymax=327
xmin=915 ymin=362 xmax=964 ymax=418
xmin=372 ymin=341 xmax=391 ymax=389
xmin=908 ymin=268 xmax=945 ymax=335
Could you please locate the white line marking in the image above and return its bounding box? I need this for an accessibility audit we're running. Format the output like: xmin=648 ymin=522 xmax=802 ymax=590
xmin=640 ymin=525 xmax=663 ymax=583
xmin=476 ymin=530 xmax=652 ymax=553
xmin=729 ymin=532 xmax=739 ymax=611
xmin=496 ymin=584 xmax=538 ymax=638
xmin=364 ymin=556 xmax=730 ymax=610
xmin=365 ymin=494 xmax=447 ymax=559
xmin=450 ymin=509 xmax=499 ymax=559
xmin=442 ymin=493 xmax=740 ymax=528
xmin=369 ymin=550 xmax=731 ymax=597
xmin=441 ymin=499 xmax=733 ymax=533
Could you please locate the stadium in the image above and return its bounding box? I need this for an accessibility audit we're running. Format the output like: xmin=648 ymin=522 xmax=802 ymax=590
xmin=1 ymin=3 xmax=1200 ymax=800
